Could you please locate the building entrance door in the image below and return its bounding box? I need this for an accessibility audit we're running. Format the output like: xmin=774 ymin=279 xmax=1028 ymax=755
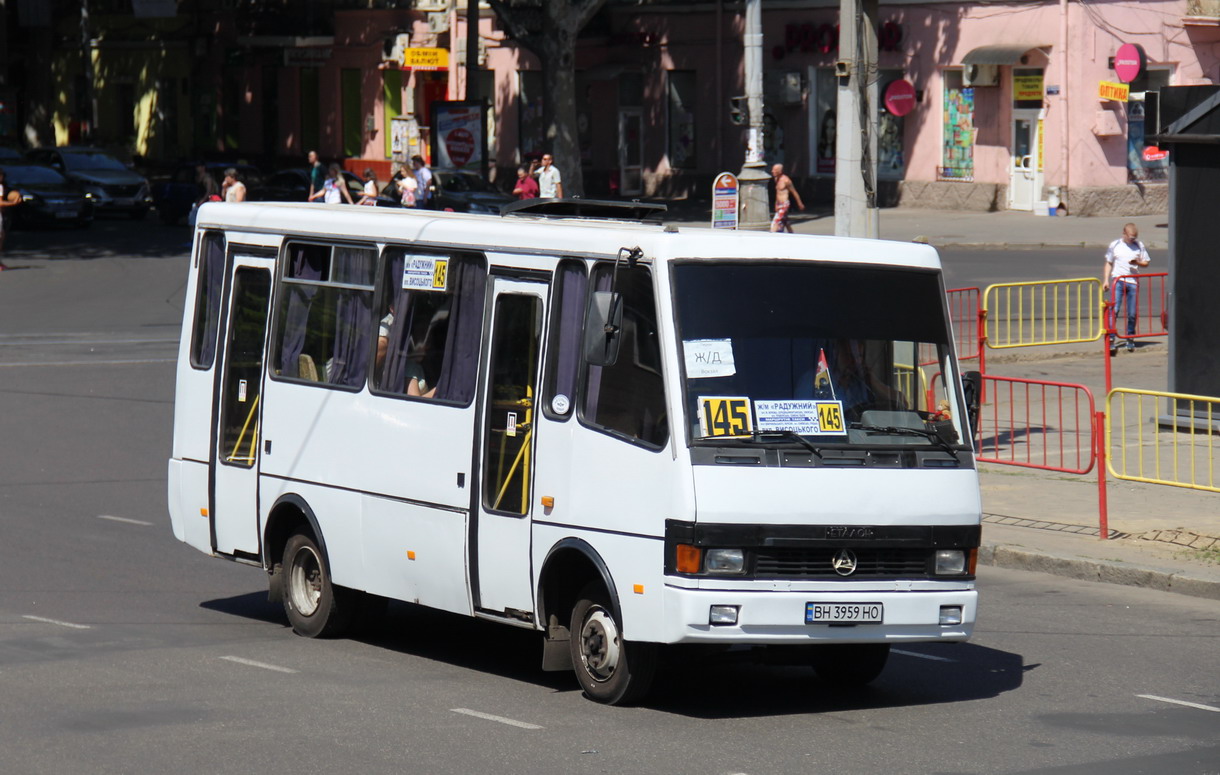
xmin=618 ymin=108 xmax=643 ymax=196
xmin=1008 ymin=110 xmax=1041 ymax=211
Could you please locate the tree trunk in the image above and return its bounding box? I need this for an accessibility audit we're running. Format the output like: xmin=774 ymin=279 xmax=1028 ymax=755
xmin=539 ymin=27 xmax=583 ymax=196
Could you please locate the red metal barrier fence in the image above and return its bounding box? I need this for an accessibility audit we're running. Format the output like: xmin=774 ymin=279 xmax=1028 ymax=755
xmin=1104 ymin=272 xmax=1169 ymax=393
xmin=946 ymin=286 xmax=982 ymax=365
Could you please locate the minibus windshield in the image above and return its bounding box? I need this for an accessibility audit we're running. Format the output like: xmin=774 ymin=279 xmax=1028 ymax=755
xmin=672 ymin=261 xmax=968 ymax=450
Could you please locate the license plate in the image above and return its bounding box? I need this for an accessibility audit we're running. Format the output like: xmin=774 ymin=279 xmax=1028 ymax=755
xmin=56 ymin=210 xmax=78 ymax=219
xmin=114 ymin=197 xmax=134 ymax=206
xmin=806 ymin=602 xmax=884 ymax=624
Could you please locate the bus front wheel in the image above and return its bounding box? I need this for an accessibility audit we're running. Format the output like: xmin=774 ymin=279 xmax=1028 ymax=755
xmin=282 ymin=532 xmax=353 ymax=638
xmin=809 ymin=643 xmax=890 ymax=687
xmin=569 ymin=584 xmax=657 ymax=705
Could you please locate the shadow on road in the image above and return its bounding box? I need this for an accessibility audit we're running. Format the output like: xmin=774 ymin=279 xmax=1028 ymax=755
xmin=201 ymin=591 xmax=1031 ymax=714
xmin=4 ymin=217 xmax=191 ymax=261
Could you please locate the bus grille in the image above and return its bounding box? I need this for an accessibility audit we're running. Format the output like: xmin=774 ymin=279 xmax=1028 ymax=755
xmin=753 ymin=548 xmax=930 ymax=578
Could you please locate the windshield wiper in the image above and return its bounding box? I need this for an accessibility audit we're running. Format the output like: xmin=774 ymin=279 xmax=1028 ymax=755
xmin=850 ymin=423 xmax=960 ymax=460
xmin=695 ymin=430 xmax=823 ymax=459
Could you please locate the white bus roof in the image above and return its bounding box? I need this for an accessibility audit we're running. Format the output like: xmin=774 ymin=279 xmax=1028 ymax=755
xmin=194 ymin=201 xmax=942 ymax=271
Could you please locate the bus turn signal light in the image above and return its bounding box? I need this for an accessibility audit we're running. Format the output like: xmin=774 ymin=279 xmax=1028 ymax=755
xmin=676 ymin=544 xmax=701 ymax=574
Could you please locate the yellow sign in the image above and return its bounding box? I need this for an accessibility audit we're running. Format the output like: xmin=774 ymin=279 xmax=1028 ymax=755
xmin=404 ymin=47 xmax=449 ymax=71
xmin=815 ymin=401 xmax=845 ymax=434
xmin=699 ymin=397 xmax=753 ymax=438
xmin=432 ymin=259 xmax=449 ymax=290
xmin=1037 ymin=118 xmax=1044 ymax=172
xmin=1098 ymin=81 xmax=1130 ymax=102
xmin=1013 ymin=74 xmax=1044 ymax=101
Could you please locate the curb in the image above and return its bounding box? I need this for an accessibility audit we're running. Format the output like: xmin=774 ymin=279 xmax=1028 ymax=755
xmin=978 ymin=542 xmax=1220 ymax=601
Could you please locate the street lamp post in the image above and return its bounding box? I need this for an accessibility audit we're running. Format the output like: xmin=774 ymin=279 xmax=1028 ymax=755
xmin=737 ymin=0 xmax=770 ymax=229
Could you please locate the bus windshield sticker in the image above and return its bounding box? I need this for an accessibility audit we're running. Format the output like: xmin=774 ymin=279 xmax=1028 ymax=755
xmin=402 ymin=255 xmax=450 ymax=292
xmin=754 ymin=400 xmax=848 ymax=436
xmin=683 ymin=338 xmax=736 ymax=379
xmin=698 ymin=396 xmax=753 ymax=437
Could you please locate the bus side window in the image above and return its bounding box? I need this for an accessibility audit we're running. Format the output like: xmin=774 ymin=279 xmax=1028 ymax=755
xmin=274 ymin=242 xmax=376 ymax=389
xmin=542 ymin=258 xmax=587 ymax=420
xmin=189 ymin=231 xmax=226 ymax=369
xmin=580 ymin=263 xmax=668 ymax=448
xmin=373 ymin=250 xmax=486 ymax=404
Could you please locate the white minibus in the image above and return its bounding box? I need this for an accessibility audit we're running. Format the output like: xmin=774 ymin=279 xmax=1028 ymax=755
xmin=168 ymin=200 xmax=981 ymax=704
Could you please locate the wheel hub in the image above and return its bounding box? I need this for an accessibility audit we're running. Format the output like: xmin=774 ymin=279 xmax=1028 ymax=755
xmin=288 ymin=545 xmax=323 ymax=617
xmin=579 ymin=607 xmax=621 ymax=683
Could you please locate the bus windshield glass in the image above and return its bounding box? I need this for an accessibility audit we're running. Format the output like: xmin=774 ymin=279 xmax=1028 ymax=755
xmin=672 ymin=261 xmax=967 ymax=450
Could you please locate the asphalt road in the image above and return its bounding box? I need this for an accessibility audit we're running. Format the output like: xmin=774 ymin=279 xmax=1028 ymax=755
xmin=1 ymin=221 xmax=1216 ymax=774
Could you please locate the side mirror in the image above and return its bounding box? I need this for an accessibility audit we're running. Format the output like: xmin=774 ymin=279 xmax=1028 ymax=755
xmin=584 ymin=290 xmax=624 ymax=366
xmin=961 ymin=370 xmax=982 ymax=448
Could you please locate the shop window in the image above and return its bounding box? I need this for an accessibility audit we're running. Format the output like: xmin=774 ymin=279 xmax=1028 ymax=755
xmin=878 ymin=68 xmax=906 ymax=180
xmin=814 ymin=68 xmax=837 ymax=174
xmin=1127 ymin=68 xmax=1172 ymax=184
xmin=940 ymin=70 xmax=975 ymax=182
xmin=667 ymin=71 xmax=697 ymax=170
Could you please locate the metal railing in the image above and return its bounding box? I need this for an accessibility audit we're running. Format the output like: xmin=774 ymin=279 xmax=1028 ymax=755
xmin=984 ymin=278 xmax=1104 ymax=348
xmin=1106 ymin=389 xmax=1219 ymax=493
xmin=976 ymin=375 xmax=1097 ymax=475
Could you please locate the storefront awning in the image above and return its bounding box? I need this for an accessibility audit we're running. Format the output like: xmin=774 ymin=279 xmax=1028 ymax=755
xmin=962 ymin=44 xmax=1050 ymax=66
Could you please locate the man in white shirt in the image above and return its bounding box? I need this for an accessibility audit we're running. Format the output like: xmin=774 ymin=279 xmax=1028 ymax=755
xmin=1104 ymin=222 xmax=1151 ymax=354
xmin=411 ymin=155 xmax=433 ymax=208
xmin=536 ymin=153 xmax=563 ymax=199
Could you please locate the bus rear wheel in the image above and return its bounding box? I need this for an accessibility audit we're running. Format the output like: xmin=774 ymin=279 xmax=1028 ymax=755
xmin=809 ymin=643 xmax=890 ymax=687
xmin=569 ymin=583 xmax=657 ymax=705
xmin=282 ymin=532 xmax=353 ymax=638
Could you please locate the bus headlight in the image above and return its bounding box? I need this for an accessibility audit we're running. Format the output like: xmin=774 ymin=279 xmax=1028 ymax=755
xmin=934 ymin=549 xmax=967 ymax=575
xmin=705 ymin=548 xmax=745 ymax=574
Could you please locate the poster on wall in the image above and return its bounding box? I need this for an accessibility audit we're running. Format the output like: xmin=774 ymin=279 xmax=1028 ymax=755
xmin=431 ymin=101 xmax=487 ymax=175
xmin=941 ymin=84 xmax=975 ymax=181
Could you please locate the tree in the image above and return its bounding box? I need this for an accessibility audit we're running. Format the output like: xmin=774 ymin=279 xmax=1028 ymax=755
xmin=484 ymin=0 xmax=607 ymax=197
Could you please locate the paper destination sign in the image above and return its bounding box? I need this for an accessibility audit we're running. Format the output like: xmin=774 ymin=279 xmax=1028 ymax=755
xmin=402 ymin=255 xmax=450 ymax=291
xmin=754 ymin=399 xmax=848 ymax=436
xmin=683 ymin=338 xmax=736 ymax=378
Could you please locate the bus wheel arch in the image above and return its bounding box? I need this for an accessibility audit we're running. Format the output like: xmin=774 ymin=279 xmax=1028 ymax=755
xmin=264 ymin=495 xmax=353 ymax=638
xmin=538 ymin=539 xmax=622 ymax=650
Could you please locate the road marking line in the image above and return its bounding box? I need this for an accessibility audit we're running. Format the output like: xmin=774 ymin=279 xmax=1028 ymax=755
xmin=1137 ymin=694 xmax=1220 ymax=713
xmin=219 ymin=656 xmax=298 ymax=674
xmin=0 ymin=337 xmax=177 ymax=347
xmin=22 ymin=615 xmax=91 ymax=630
xmin=98 ymin=515 xmax=154 ymax=526
xmin=450 ymin=708 xmax=542 ymax=730
xmin=892 ymin=649 xmax=955 ymax=663
xmin=0 ymin=358 xmax=176 ymax=368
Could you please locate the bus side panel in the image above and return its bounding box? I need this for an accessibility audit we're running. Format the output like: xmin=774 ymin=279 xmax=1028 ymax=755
xmin=168 ymin=459 xmax=212 ymax=553
xmin=363 ymin=499 xmax=470 ymax=616
xmin=259 ymin=479 xmax=364 ymax=589
xmin=258 ymin=381 xmax=474 ymax=511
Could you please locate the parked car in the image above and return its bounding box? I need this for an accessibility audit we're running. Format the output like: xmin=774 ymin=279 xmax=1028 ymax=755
xmin=252 ymin=167 xmax=400 ymax=208
xmin=151 ymin=162 xmax=264 ymax=224
xmin=24 ymin=146 xmax=152 ymax=219
xmin=0 ymin=161 xmax=93 ymax=228
xmin=0 ymin=146 xmax=22 ymax=161
xmin=430 ymin=169 xmax=514 ymax=214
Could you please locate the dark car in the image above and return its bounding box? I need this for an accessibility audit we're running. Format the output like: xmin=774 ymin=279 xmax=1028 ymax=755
xmin=252 ymin=167 xmax=400 ymax=208
xmin=0 ymin=146 xmax=22 ymax=161
xmin=24 ymin=146 xmax=152 ymax=219
xmin=151 ymin=162 xmax=264 ymax=225
xmin=430 ymin=170 xmax=514 ymax=214
xmin=0 ymin=162 xmax=93 ymax=228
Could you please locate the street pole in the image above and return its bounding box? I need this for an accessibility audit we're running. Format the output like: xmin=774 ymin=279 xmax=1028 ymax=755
xmin=835 ymin=0 xmax=879 ymax=238
xmin=81 ymin=0 xmax=99 ymax=141
xmin=737 ymin=0 xmax=770 ymax=229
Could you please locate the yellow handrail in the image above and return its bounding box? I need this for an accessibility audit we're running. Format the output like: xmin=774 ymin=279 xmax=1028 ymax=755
xmin=225 ymin=393 xmax=260 ymax=465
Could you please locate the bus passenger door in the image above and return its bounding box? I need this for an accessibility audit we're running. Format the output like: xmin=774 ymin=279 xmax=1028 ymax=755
xmin=211 ymin=258 xmax=274 ymax=557
xmin=474 ymin=277 xmax=547 ymax=619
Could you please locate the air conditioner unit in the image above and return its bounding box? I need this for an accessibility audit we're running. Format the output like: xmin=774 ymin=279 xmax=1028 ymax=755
xmin=963 ymin=63 xmax=998 ymax=87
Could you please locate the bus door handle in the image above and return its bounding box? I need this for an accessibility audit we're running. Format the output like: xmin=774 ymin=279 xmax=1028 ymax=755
xmin=264 ymin=439 xmax=272 ymax=454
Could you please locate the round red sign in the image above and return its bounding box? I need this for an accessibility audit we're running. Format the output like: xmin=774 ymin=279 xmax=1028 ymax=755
xmin=884 ymin=79 xmax=916 ymax=117
xmin=1142 ymin=146 xmax=1168 ymax=162
xmin=1114 ymin=43 xmax=1145 ymax=84
xmin=444 ymin=127 xmax=475 ymax=167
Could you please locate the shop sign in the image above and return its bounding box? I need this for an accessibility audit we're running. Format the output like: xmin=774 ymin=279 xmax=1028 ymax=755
xmin=1098 ymin=81 xmax=1130 ymax=102
xmin=1013 ymin=74 xmax=1044 ymax=101
xmin=884 ymin=79 xmax=916 ymax=117
xmin=432 ymin=101 xmax=485 ymax=171
xmin=1143 ymin=146 xmax=1169 ymax=162
xmin=404 ymin=47 xmax=449 ymax=71
xmin=711 ymin=172 xmax=739 ymax=230
xmin=284 ymin=47 xmax=331 ymax=67
xmin=1114 ymin=43 xmax=1145 ymax=84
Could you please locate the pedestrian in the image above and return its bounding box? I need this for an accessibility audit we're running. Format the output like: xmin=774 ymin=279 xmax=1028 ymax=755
xmin=0 ymin=167 xmax=19 ymax=271
xmin=195 ymin=164 xmax=220 ymax=207
xmin=222 ymin=168 xmax=247 ymax=202
xmin=359 ymin=168 xmax=380 ymax=206
xmin=512 ymin=164 xmax=539 ymax=200
xmin=309 ymin=163 xmax=355 ymax=205
xmin=769 ymin=163 xmax=804 ymax=233
xmin=411 ymin=155 xmax=433 ymax=208
xmin=1104 ymin=222 xmax=1151 ymax=354
xmin=306 ymin=150 xmax=325 ymax=201
xmin=535 ymin=153 xmax=563 ymax=199
xmin=398 ymin=173 xmax=418 ymax=208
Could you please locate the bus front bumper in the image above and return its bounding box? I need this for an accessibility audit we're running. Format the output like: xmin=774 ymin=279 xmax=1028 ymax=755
xmin=660 ymin=584 xmax=977 ymax=645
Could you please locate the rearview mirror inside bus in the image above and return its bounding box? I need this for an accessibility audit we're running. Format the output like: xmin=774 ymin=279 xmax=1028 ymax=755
xmin=584 ymin=290 xmax=624 ymax=366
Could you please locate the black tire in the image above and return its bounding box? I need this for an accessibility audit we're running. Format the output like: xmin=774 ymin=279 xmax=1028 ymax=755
xmin=569 ymin=582 xmax=657 ymax=705
xmin=810 ymin=643 xmax=891 ymax=687
xmin=281 ymin=532 xmax=354 ymax=638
